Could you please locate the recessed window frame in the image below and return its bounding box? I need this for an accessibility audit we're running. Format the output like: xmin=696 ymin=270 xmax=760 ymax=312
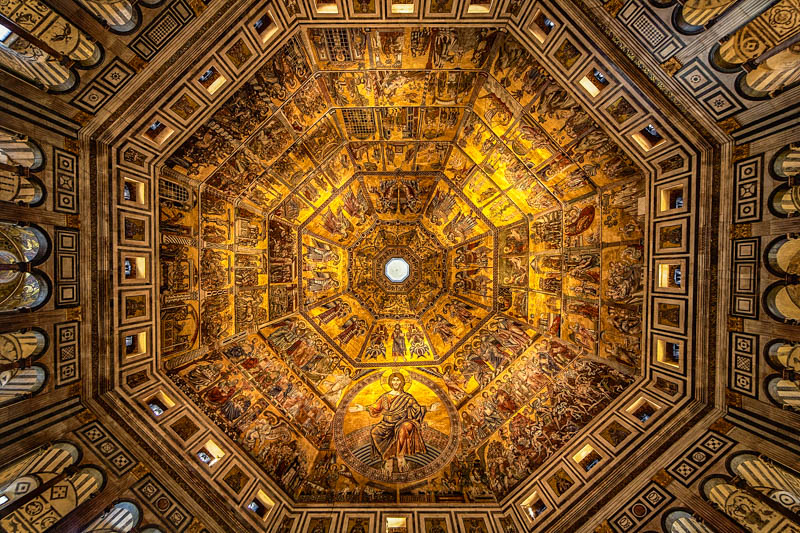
xmin=196 ymin=439 xmax=226 ymax=468
xmin=191 ymin=59 xmax=232 ymax=100
xmin=140 ymin=117 xmax=176 ymax=147
xmin=529 ymin=8 xmax=558 ymax=46
xmin=631 ymin=121 xmax=669 ymax=153
xmin=653 ymin=258 xmax=688 ymax=296
xmin=143 ymin=389 xmax=176 ymax=419
xmin=520 ymin=488 xmax=549 ymax=524
xmin=655 ymin=177 xmax=690 ymax=216
xmin=251 ymin=9 xmax=280 ymax=45
xmin=625 ymin=395 xmax=662 ymax=427
xmin=119 ymin=172 xmax=151 ymax=210
xmin=119 ymin=325 xmax=150 ymax=362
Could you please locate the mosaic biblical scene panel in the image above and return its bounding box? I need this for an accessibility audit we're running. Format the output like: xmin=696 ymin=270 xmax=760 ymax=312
xmin=162 ymin=26 xmax=645 ymax=504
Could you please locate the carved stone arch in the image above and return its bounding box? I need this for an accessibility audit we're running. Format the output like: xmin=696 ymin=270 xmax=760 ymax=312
xmin=727 ymin=452 xmax=800 ymax=514
xmin=83 ymin=499 xmax=142 ymax=532
xmin=662 ymin=508 xmax=714 ymax=533
xmin=762 ymin=281 xmax=800 ymax=323
xmin=770 ymin=143 xmax=800 ymax=180
xmin=735 ymin=44 xmax=800 ymax=100
xmin=0 ymin=127 xmax=45 ymax=171
xmin=0 ymin=440 xmax=82 ymax=507
xmin=77 ymin=0 xmax=141 ymax=34
xmin=768 ymin=184 xmax=800 ymax=218
xmin=765 ymin=374 xmax=800 ymax=411
xmin=0 ymin=36 xmax=80 ymax=92
xmin=0 ymin=327 xmax=49 ymax=363
xmin=764 ymin=338 xmax=800 ymax=372
xmin=702 ymin=475 xmax=800 ymax=531
xmin=763 ymin=235 xmax=800 ymax=277
xmin=0 ymin=362 xmax=47 ymax=406
xmin=672 ymin=0 xmax=736 ymax=35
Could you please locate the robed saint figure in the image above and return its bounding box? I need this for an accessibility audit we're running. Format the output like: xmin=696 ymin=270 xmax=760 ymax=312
xmin=349 ymin=372 xmax=431 ymax=474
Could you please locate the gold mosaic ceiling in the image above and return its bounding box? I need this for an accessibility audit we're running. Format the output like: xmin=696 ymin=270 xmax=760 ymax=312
xmin=160 ymin=26 xmax=645 ymax=504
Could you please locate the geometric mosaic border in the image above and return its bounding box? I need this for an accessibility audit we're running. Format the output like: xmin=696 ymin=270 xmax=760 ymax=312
xmin=53 ymin=148 xmax=78 ymax=214
xmin=608 ymin=481 xmax=673 ymax=533
xmin=617 ymin=0 xmax=684 ymax=62
xmin=130 ymin=0 xmax=195 ymax=61
xmin=70 ymin=58 xmax=136 ymax=114
xmin=54 ymin=321 xmax=80 ymax=387
xmin=666 ymin=430 xmax=736 ymax=487
xmin=76 ymin=420 xmax=138 ymax=476
xmin=732 ymin=154 xmax=763 ymax=224
xmin=132 ymin=473 xmax=195 ymax=532
xmin=730 ymin=237 xmax=760 ymax=319
xmin=675 ymin=58 xmax=744 ymax=120
xmin=54 ymin=227 xmax=81 ymax=308
xmin=729 ymin=331 xmax=759 ymax=398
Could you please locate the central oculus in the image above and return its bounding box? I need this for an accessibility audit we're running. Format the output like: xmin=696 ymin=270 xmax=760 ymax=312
xmin=384 ymin=257 xmax=410 ymax=283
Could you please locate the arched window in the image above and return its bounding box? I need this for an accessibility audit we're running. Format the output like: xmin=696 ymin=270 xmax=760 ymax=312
xmin=78 ymin=0 xmax=140 ymax=33
xmin=140 ymin=528 xmax=165 ymax=533
xmin=703 ymin=477 xmax=800 ymax=531
xmin=663 ymin=509 xmax=713 ymax=533
xmin=0 ymin=128 xmax=44 ymax=171
xmin=672 ymin=0 xmax=736 ymax=34
xmin=0 ymin=363 xmax=46 ymax=405
xmin=766 ymin=375 xmax=800 ymax=410
xmin=0 ymin=466 xmax=104 ymax=531
xmin=0 ymin=1 xmax=102 ymax=68
xmin=729 ymin=453 xmax=800 ymax=514
xmin=765 ymin=339 xmax=800 ymax=372
xmin=771 ymin=143 xmax=800 ymax=180
xmin=768 ymin=184 xmax=800 ymax=218
xmin=764 ymin=236 xmax=800 ymax=277
xmin=0 ymin=35 xmax=78 ymax=92
xmin=0 ymin=168 xmax=45 ymax=206
xmin=763 ymin=281 xmax=800 ymax=323
xmin=83 ymin=500 xmax=141 ymax=532
xmin=0 ymin=442 xmax=81 ymax=508
xmin=0 ymin=328 xmax=48 ymax=363
xmin=737 ymin=44 xmax=800 ymax=99
xmin=712 ymin=0 xmax=799 ymax=69
xmin=0 ymin=222 xmax=50 ymax=313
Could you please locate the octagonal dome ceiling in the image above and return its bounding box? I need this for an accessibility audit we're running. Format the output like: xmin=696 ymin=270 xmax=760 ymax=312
xmin=161 ymin=25 xmax=645 ymax=505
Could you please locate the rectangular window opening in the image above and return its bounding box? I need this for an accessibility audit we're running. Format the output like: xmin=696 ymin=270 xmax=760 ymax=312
xmin=142 ymin=120 xmax=174 ymax=145
xmin=123 ymin=255 xmax=147 ymax=280
xmin=626 ymin=397 xmax=658 ymax=424
xmin=531 ymin=10 xmax=556 ymax=43
xmin=198 ymin=66 xmax=226 ymax=95
xmin=316 ymin=0 xmax=339 ymax=14
xmin=0 ymin=24 xmax=12 ymax=43
xmin=632 ymin=123 xmax=666 ymax=151
xmin=391 ymin=0 xmax=415 ymax=13
xmin=578 ymin=68 xmax=609 ymax=97
xmin=660 ymin=185 xmax=684 ymax=211
xmin=124 ymin=331 xmax=147 ymax=356
xmin=467 ymin=0 xmax=492 ymax=13
xmin=572 ymin=444 xmax=602 ymax=472
xmin=385 ymin=516 xmax=407 ymax=533
xmin=146 ymin=391 xmax=174 ymax=417
xmin=657 ymin=263 xmax=682 ymax=289
xmin=656 ymin=339 xmax=681 ymax=367
xmin=247 ymin=490 xmax=274 ymax=519
xmin=198 ymin=439 xmax=225 ymax=466
xmin=521 ymin=491 xmax=547 ymax=521
xmin=122 ymin=178 xmax=146 ymax=204
xmin=253 ymin=13 xmax=278 ymax=42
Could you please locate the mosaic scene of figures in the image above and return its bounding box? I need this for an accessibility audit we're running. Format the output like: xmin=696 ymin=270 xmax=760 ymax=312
xmin=159 ymin=26 xmax=646 ymax=504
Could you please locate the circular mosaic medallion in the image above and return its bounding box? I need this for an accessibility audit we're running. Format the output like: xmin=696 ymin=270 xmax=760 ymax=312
xmin=333 ymin=369 xmax=459 ymax=484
